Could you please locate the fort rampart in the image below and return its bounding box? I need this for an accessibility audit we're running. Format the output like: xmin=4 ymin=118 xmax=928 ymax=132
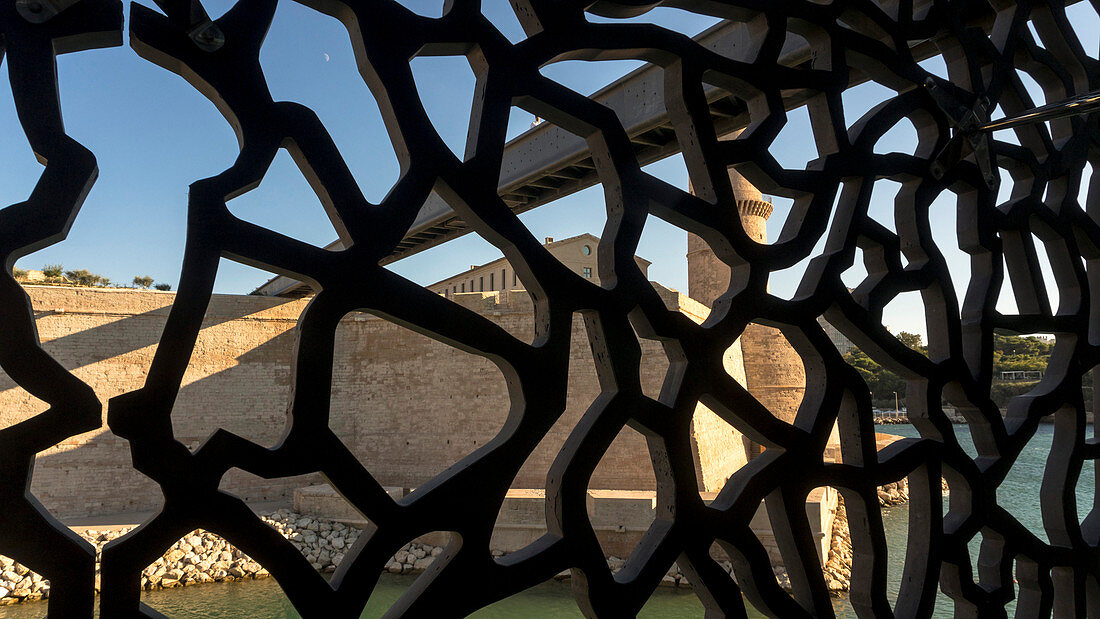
xmin=2 ymin=285 xmax=749 ymax=519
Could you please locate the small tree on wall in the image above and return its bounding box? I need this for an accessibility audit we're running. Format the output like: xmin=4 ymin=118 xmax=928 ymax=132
xmin=133 ymin=275 xmax=154 ymax=289
xmin=154 ymin=283 xmax=171 ymax=291
xmin=42 ymin=264 xmax=63 ymax=280
xmin=66 ymin=269 xmax=105 ymax=287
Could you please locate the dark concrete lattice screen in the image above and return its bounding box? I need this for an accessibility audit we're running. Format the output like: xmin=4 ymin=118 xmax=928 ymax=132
xmin=2 ymin=0 xmax=1099 ymax=615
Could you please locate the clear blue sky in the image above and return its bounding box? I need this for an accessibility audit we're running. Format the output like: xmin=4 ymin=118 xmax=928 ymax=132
xmin=3 ymin=1 xmax=1097 ymax=341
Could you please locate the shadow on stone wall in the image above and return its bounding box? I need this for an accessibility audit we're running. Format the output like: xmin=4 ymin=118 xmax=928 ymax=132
xmin=3 ymin=293 xmax=309 ymax=518
xmin=10 ymin=288 xmax=720 ymax=522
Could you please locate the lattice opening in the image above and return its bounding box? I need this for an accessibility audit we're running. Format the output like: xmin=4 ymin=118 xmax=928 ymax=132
xmin=991 ymin=105 xmax=1024 ymax=146
xmin=1022 ymin=19 xmax=1044 ymax=48
xmin=769 ymin=104 xmax=817 ymax=172
xmin=762 ymin=193 xmax=796 ymax=247
xmin=997 ymin=253 xmax=1024 ymax=316
xmin=505 ymin=105 xmax=537 ymax=141
xmin=691 ymin=400 xmax=750 ymax=492
xmin=392 ymin=0 xmax=445 ymax=18
xmin=740 ymin=498 xmax=807 ymax=599
xmin=585 ymin=4 xmax=721 ymax=37
xmin=385 ymin=232 xmax=543 ymax=345
xmin=918 ymin=54 xmax=949 ymax=80
xmin=928 ymin=191 xmax=970 ymax=307
xmin=767 ymin=189 xmax=841 ymax=301
xmin=588 ymin=428 xmax=659 ymax=567
xmin=225 ymin=149 xmax=347 ymax=247
xmin=1015 ymin=67 xmax=1050 ymax=111
xmin=866 ymin=177 xmax=901 ymax=235
xmin=1078 ymin=433 xmax=1098 ymax=536
xmin=841 ymin=79 xmax=895 ymax=130
xmin=999 ymin=412 xmax=1088 ymax=547
xmin=841 ymin=246 xmax=869 ymax=289
xmin=138 ymin=528 xmax=278 ymax=614
xmin=538 ymin=59 xmax=649 ymax=98
xmin=410 ymin=54 xmax=478 ymax=160
xmin=170 ymin=262 xmax=301 ymax=453
xmin=633 ymin=325 xmax=672 ymax=404
xmin=1033 ymin=233 xmax=1061 ymax=313
xmin=258 ymin=5 xmax=399 ymax=204
xmin=881 ymin=291 xmax=928 ymax=354
xmin=872 ymin=117 xmax=919 ymax=157
xmin=0 ymin=384 xmax=48 ymax=433
xmin=330 ymin=311 xmax=509 ymax=488
xmin=482 ymin=0 xmax=526 ymax=44
xmin=489 ymin=312 xmax=600 ymax=557
xmin=0 ymin=75 xmax=39 ymax=209
xmin=634 ymin=206 xmax=689 ymax=299
xmin=584 ymin=6 xmax=723 ymax=39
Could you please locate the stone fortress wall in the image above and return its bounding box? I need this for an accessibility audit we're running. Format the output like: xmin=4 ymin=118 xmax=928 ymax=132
xmin=0 ymin=284 xmax=750 ymax=519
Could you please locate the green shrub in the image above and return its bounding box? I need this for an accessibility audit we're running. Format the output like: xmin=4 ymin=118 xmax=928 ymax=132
xmin=65 ymin=269 xmax=104 ymax=287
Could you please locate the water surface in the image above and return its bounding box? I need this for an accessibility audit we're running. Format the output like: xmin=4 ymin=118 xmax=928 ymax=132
xmin=1 ymin=423 xmax=1091 ymax=617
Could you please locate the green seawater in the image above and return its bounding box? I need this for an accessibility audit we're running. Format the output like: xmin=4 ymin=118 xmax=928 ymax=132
xmin=1 ymin=423 xmax=1092 ymax=617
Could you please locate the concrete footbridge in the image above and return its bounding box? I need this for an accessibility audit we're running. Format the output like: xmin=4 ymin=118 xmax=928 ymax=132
xmin=254 ymin=15 xmax=942 ymax=297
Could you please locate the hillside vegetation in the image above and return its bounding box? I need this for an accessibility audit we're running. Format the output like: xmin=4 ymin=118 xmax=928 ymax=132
xmin=842 ymin=333 xmax=1088 ymax=409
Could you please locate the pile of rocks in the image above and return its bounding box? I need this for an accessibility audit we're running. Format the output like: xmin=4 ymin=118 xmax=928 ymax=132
xmin=818 ymin=477 xmax=952 ymax=596
xmin=0 ymin=525 xmax=276 ymax=606
xmin=822 ymin=497 xmax=852 ymax=593
xmin=138 ymin=530 xmax=268 ymax=590
xmin=0 ymin=511 xmax=339 ymax=605
xmin=262 ymin=510 xmax=357 ymax=572
xmin=0 ymin=556 xmax=48 ymax=604
xmin=880 ymin=478 xmax=952 ymax=507
xmin=877 ymin=479 xmax=910 ymax=507
xmin=0 ymin=510 xmax=762 ymax=606
xmin=874 ymin=415 xmax=912 ymax=425
xmin=0 ymin=484 xmax=952 ymax=606
xmin=381 ymin=542 xmax=443 ymax=574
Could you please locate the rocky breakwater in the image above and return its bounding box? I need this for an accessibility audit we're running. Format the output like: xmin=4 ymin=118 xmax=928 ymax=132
xmin=0 ymin=510 xmax=750 ymax=605
xmin=0 ymin=482 xmax=944 ymax=605
xmin=822 ymin=495 xmax=852 ymax=593
xmin=817 ymin=487 xmax=894 ymax=595
xmin=0 ymin=510 xmax=361 ymax=605
xmin=817 ymin=476 xmax=950 ymax=595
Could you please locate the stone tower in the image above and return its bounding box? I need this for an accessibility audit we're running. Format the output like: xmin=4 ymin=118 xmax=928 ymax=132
xmin=686 ymin=169 xmax=806 ymax=439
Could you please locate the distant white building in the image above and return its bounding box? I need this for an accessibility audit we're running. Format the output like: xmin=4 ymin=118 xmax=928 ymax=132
xmin=818 ymin=316 xmax=856 ymax=355
xmin=426 ymin=233 xmax=650 ymax=296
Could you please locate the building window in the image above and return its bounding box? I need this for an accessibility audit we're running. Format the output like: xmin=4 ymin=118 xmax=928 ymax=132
xmin=582 ymin=245 xmax=591 ymax=255
xmin=513 ymin=272 xmax=517 ymax=286
xmin=470 ymin=279 xmax=474 ymax=291
xmin=479 ymin=276 xmax=484 ymax=291
xmin=583 ymin=267 xmax=592 ymax=278
xmin=489 ymin=273 xmax=494 ymax=289
xmin=501 ymin=269 xmax=506 ymax=289
xmin=452 ymin=285 xmax=456 ymax=293
xmin=461 ymin=283 xmax=465 ymax=292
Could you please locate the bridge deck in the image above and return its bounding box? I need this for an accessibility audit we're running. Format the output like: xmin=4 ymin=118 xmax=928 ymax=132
xmin=255 ymin=15 xmax=940 ymax=297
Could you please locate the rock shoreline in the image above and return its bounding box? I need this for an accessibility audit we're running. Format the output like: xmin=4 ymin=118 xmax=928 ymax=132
xmin=874 ymin=416 xmax=969 ymax=425
xmin=1 ymin=479 xmax=946 ymax=606
xmin=0 ymin=510 xmax=708 ymax=606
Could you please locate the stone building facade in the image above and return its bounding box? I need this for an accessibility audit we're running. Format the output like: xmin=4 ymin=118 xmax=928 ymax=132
xmin=425 ymin=233 xmax=650 ymax=295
